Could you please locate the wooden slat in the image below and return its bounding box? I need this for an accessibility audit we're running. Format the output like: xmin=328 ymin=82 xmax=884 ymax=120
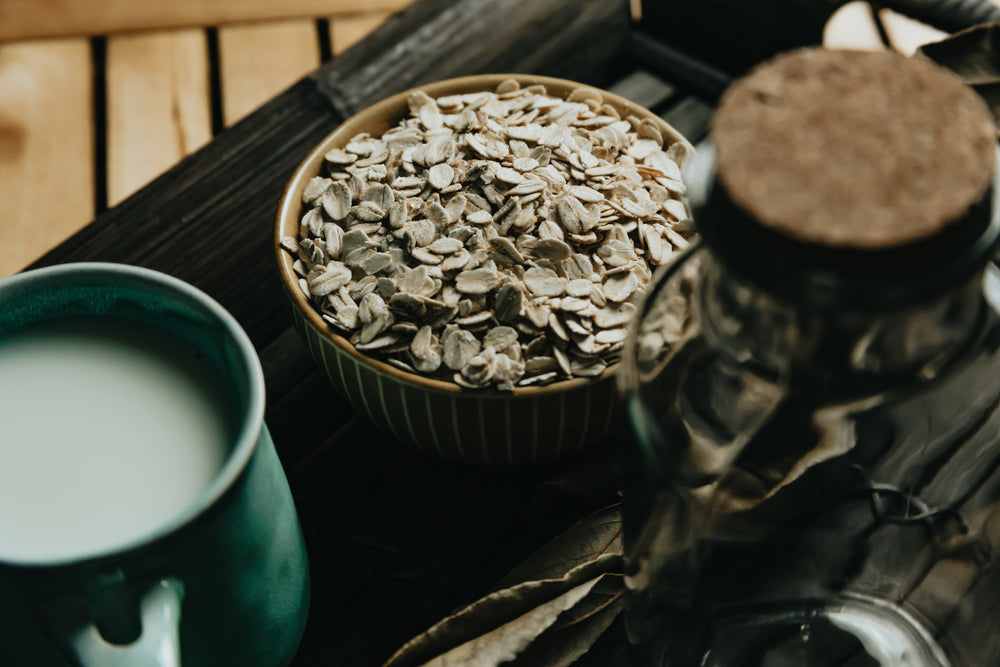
xmin=628 ymin=33 xmax=731 ymax=103
xmin=0 ymin=38 xmax=93 ymax=276
xmin=606 ymin=69 xmax=675 ymax=110
xmin=0 ymin=0 xmax=413 ymax=44
xmin=320 ymin=0 xmax=630 ymax=116
xmin=218 ymin=20 xmax=320 ymax=126
xmin=105 ymin=29 xmax=212 ymax=206
xmin=330 ymin=11 xmax=392 ymax=57
xmin=659 ymin=96 xmax=713 ymax=143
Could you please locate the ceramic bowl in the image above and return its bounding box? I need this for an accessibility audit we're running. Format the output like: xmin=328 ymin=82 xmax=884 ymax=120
xmin=274 ymin=73 xmax=690 ymax=464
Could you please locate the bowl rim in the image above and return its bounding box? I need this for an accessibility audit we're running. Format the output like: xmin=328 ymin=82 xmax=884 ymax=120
xmin=275 ymin=73 xmax=692 ymax=396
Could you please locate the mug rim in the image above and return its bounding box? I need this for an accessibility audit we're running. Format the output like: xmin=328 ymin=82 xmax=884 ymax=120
xmin=0 ymin=262 xmax=265 ymax=569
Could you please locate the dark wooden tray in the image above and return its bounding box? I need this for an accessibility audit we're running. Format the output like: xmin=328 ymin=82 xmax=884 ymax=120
xmin=21 ymin=0 xmax=727 ymax=664
xmin=29 ymin=0 xmax=1000 ymax=662
xmin=20 ymin=0 xmax=734 ymax=663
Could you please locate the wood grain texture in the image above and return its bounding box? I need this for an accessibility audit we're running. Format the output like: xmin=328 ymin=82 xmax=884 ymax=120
xmin=106 ymin=29 xmax=212 ymax=205
xmin=330 ymin=11 xmax=391 ymax=56
xmin=218 ymin=19 xmax=321 ymax=126
xmin=40 ymin=77 xmax=344 ymax=351
xmin=606 ymin=69 xmax=675 ymax=110
xmin=316 ymin=0 xmax=631 ymax=115
xmin=0 ymin=38 xmax=93 ymax=276
xmin=0 ymin=0 xmax=412 ymax=43
xmin=19 ymin=3 xmax=1000 ymax=665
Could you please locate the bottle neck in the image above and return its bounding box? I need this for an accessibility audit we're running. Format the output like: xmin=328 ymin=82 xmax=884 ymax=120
xmin=698 ymin=255 xmax=986 ymax=397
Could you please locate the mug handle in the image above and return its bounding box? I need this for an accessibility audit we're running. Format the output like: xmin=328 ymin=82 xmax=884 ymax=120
xmin=67 ymin=579 xmax=184 ymax=667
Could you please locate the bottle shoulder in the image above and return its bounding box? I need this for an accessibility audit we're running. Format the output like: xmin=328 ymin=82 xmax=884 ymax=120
xmin=625 ymin=254 xmax=1000 ymax=477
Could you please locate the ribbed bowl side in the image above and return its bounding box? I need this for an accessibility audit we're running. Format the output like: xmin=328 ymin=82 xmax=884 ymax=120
xmin=287 ymin=302 xmax=618 ymax=465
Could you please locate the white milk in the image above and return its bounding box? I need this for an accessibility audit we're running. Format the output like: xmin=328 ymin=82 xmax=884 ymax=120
xmin=0 ymin=316 xmax=234 ymax=562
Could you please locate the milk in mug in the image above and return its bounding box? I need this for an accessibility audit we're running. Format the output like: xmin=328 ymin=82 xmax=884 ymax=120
xmin=0 ymin=316 xmax=235 ymax=562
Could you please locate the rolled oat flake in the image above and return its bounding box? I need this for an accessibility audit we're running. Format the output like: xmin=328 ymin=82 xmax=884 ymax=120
xmin=289 ymin=78 xmax=696 ymax=390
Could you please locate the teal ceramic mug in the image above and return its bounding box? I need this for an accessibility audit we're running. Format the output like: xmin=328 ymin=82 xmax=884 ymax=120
xmin=0 ymin=263 xmax=309 ymax=666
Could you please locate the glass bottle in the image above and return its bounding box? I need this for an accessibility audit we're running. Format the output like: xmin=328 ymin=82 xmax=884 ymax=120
xmin=619 ymin=48 xmax=1000 ymax=667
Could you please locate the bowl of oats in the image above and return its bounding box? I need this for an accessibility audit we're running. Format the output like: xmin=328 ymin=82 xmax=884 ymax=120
xmin=275 ymin=73 xmax=694 ymax=464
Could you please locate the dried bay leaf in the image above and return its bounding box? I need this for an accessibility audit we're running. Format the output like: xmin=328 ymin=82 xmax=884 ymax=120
xmin=417 ymin=575 xmax=607 ymax=667
xmin=492 ymin=504 xmax=623 ymax=591
xmin=506 ymin=581 xmax=625 ymax=667
xmin=382 ymin=505 xmax=625 ymax=667
xmin=381 ymin=556 xmax=618 ymax=667
xmin=549 ymin=574 xmax=623 ymax=632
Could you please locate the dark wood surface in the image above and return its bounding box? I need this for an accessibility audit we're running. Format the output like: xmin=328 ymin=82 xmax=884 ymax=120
xmin=26 ymin=0 xmax=712 ymax=664
xmin=25 ymin=0 xmax=1000 ymax=663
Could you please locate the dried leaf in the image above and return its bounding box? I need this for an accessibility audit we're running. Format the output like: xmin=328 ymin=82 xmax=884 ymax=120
xmin=550 ymin=575 xmax=624 ymax=632
xmin=381 ymin=556 xmax=618 ymax=667
xmin=508 ymin=579 xmax=624 ymax=667
xmin=493 ymin=504 xmax=623 ymax=591
xmin=417 ymin=575 xmax=608 ymax=667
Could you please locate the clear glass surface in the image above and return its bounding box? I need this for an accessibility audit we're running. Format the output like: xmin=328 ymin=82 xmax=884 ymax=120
xmin=620 ymin=244 xmax=1000 ymax=666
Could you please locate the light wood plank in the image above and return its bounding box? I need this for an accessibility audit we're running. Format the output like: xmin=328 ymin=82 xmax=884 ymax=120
xmin=219 ymin=20 xmax=320 ymax=126
xmin=106 ymin=29 xmax=211 ymax=206
xmin=0 ymin=39 xmax=93 ymax=276
xmin=330 ymin=12 xmax=392 ymax=57
xmin=0 ymin=0 xmax=412 ymax=43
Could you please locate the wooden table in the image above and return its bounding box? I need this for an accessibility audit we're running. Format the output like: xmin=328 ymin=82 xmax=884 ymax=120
xmin=21 ymin=0 xmax=1000 ymax=664
xmin=0 ymin=1 xmax=413 ymax=278
xmin=0 ymin=0 xmax=973 ymax=278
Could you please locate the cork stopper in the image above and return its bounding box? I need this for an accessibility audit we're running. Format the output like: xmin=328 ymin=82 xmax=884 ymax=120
xmin=711 ymin=48 xmax=996 ymax=250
